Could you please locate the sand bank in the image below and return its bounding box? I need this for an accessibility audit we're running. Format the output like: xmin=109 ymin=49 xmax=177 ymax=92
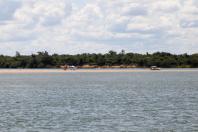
xmin=0 ymin=69 xmax=198 ymax=74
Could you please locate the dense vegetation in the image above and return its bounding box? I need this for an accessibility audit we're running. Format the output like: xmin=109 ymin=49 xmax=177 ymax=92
xmin=0 ymin=51 xmax=198 ymax=68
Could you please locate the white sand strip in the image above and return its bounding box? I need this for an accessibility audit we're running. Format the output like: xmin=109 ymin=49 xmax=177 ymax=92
xmin=0 ymin=69 xmax=197 ymax=74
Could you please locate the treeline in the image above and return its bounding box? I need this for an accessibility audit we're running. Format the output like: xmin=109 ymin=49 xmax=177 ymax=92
xmin=0 ymin=51 xmax=198 ymax=68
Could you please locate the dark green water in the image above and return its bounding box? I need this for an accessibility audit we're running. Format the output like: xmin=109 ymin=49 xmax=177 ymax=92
xmin=0 ymin=72 xmax=198 ymax=132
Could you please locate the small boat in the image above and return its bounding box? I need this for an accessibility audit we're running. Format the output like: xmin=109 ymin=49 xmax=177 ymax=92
xmin=150 ymin=66 xmax=161 ymax=70
xmin=68 ymin=65 xmax=76 ymax=70
xmin=60 ymin=65 xmax=77 ymax=70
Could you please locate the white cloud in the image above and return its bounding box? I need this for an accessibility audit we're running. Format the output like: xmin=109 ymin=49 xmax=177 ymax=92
xmin=14 ymin=0 xmax=72 ymax=27
xmin=0 ymin=0 xmax=198 ymax=55
xmin=151 ymin=0 xmax=180 ymax=13
xmin=0 ymin=0 xmax=21 ymax=21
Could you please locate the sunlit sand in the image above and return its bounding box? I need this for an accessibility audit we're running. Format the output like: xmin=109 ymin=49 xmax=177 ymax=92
xmin=0 ymin=69 xmax=198 ymax=74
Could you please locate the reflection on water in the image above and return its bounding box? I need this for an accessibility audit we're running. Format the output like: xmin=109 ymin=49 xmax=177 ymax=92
xmin=0 ymin=72 xmax=198 ymax=131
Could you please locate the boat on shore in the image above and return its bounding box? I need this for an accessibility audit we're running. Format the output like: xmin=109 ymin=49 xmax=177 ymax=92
xmin=60 ymin=65 xmax=77 ymax=70
xmin=150 ymin=66 xmax=161 ymax=70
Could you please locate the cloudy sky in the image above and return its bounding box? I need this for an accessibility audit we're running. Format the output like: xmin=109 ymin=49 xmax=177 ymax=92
xmin=0 ymin=0 xmax=198 ymax=55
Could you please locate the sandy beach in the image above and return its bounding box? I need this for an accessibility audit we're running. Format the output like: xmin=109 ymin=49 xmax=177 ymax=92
xmin=0 ymin=69 xmax=198 ymax=74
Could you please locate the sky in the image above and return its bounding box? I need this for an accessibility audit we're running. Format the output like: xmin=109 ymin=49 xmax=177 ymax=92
xmin=0 ymin=0 xmax=198 ymax=55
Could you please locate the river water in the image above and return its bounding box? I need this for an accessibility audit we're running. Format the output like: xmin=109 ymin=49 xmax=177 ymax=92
xmin=0 ymin=71 xmax=198 ymax=132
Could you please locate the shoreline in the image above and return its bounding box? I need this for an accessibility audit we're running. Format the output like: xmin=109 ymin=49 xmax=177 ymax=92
xmin=0 ymin=68 xmax=198 ymax=74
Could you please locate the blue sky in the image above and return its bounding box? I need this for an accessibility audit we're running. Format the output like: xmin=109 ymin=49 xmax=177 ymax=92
xmin=0 ymin=0 xmax=198 ymax=55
